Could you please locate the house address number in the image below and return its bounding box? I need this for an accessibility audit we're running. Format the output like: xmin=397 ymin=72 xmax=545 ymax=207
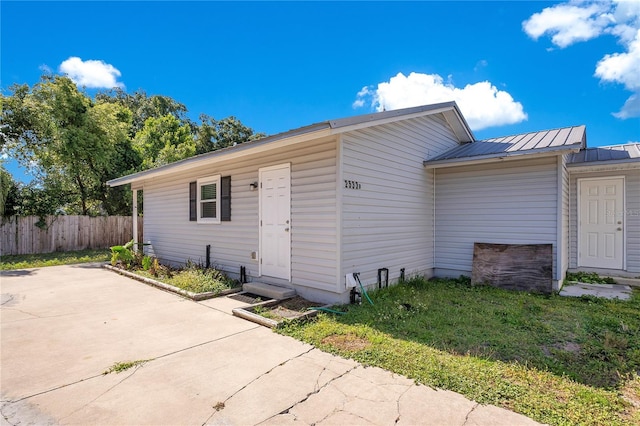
xmin=344 ymin=180 xmax=361 ymax=190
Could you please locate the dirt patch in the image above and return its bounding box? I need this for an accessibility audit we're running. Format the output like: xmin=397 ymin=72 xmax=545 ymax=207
xmin=233 ymin=296 xmax=323 ymax=328
xmin=622 ymin=376 xmax=640 ymax=408
xmin=259 ymin=296 xmax=320 ymax=320
xmin=321 ymin=333 xmax=371 ymax=351
xmin=542 ymin=341 xmax=581 ymax=357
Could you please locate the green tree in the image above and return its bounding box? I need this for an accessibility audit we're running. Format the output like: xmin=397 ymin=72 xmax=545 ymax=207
xmin=0 ymin=163 xmax=20 ymax=217
xmin=96 ymin=88 xmax=191 ymax=135
xmin=133 ymin=114 xmax=195 ymax=169
xmin=1 ymin=75 xmax=135 ymax=215
xmin=2 ymin=73 xmax=265 ymax=217
xmin=195 ymin=114 xmax=265 ymax=155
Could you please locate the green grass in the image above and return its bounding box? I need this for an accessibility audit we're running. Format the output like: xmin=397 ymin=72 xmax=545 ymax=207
xmin=135 ymin=266 xmax=238 ymax=294
xmin=565 ymin=271 xmax=617 ymax=284
xmin=0 ymin=249 xmax=110 ymax=270
xmin=278 ymin=277 xmax=640 ymax=426
xmin=103 ymin=359 xmax=150 ymax=375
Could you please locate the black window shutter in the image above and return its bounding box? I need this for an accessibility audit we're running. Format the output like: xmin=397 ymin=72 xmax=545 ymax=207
xmin=221 ymin=176 xmax=231 ymax=221
xmin=189 ymin=181 xmax=197 ymax=221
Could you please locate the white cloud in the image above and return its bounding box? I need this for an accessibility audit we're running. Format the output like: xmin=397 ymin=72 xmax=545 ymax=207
xmin=522 ymin=3 xmax=612 ymax=48
xmin=353 ymin=72 xmax=527 ymax=131
xmin=613 ymin=93 xmax=640 ymax=118
xmin=474 ymin=59 xmax=488 ymax=71
xmin=595 ymin=28 xmax=640 ymax=90
xmin=58 ymin=57 xmax=124 ymax=89
xmin=524 ymin=0 xmax=640 ymax=119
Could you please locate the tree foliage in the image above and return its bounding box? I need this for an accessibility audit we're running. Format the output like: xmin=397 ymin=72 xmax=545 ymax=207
xmin=1 ymin=163 xmax=20 ymax=217
xmin=196 ymin=114 xmax=265 ymax=155
xmin=1 ymin=74 xmax=264 ymax=217
xmin=133 ymin=114 xmax=195 ymax=169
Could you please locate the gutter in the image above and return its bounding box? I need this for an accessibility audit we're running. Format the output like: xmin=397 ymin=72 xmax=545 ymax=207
xmin=567 ymin=158 xmax=640 ymax=169
xmin=423 ymin=144 xmax=583 ymax=169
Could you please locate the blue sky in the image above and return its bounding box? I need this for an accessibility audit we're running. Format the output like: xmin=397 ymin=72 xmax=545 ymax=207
xmin=2 ymin=1 xmax=639 ymax=183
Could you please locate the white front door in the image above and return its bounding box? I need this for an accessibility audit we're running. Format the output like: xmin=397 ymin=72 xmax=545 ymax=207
xmin=259 ymin=164 xmax=291 ymax=280
xmin=578 ymin=177 xmax=624 ymax=269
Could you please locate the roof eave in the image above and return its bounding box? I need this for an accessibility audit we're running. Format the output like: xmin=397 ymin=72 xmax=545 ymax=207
xmin=330 ymin=101 xmax=474 ymax=142
xmin=567 ymin=158 xmax=640 ymax=170
xmin=423 ymin=143 xmax=582 ymax=169
xmin=108 ymin=126 xmax=334 ymax=187
xmin=109 ymin=101 xmax=476 ymax=187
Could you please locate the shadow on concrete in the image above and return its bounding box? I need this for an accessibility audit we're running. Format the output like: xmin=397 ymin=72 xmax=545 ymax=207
xmin=70 ymin=262 xmax=106 ymax=269
xmin=0 ymin=269 xmax=36 ymax=277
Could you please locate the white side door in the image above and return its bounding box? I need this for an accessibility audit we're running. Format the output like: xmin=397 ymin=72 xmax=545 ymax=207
xmin=259 ymin=164 xmax=291 ymax=280
xmin=578 ymin=177 xmax=624 ymax=269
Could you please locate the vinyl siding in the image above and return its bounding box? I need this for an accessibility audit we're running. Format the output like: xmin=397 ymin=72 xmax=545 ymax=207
xmin=569 ymin=168 xmax=640 ymax=273
xmin=141 ymin=137 xmax=339 ymax=290
xmin=434 ymin=157 xmax=559 ymax=278
xmin=340 ymin=114 xmax=460 ymax=289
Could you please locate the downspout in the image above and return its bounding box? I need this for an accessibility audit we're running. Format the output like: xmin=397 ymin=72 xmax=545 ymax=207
xmin=555 ymin=156 xmax=564 ymax=290
xmin=132 ymin=188 xmax=138 ymax=251
xmin=336 ymin=136 xmax=344 ymax=292
xmin=433 ymin=168 xmax=436 ymax=274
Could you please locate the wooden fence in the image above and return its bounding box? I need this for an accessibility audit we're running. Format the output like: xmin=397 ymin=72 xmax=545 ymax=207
xmin=0 ymin=215 xmax=143 ymax=256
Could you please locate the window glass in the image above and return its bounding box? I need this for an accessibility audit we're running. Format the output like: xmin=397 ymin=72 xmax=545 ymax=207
xmin=201 ymin=200 xmax=216 ymax=218
xmin=201 ymin=183 xmax=216 ymax=201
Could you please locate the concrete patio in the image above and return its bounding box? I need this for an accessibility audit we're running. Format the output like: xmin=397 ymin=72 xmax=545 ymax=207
xmin=1 ymin=264 xmax=540 ymax=425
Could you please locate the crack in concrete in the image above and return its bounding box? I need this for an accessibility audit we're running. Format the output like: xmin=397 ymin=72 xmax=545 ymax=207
xmin=1 ymin=308 xmax=46 ymax=320
xmin=1 ymin=294 xmax=15 ymax=306
xmin=8 ymin=325 xmax=262 ymax=406
xmin=1 ymin=308 xmax=82 ymax=322
xmin=9 ymin=373 xmax=106 ymax=403
xmin=59 ymin=365 xmax=142 ymax=421
xmin=259 ymin=359 xmax=359 ymax=425
xmin=463 ymin=402 xmax=479 ymax=425
xmin=394 ymin=384 xmax=413 ymax=424
xmin=202 ymin=346 xmax=316 ymax=425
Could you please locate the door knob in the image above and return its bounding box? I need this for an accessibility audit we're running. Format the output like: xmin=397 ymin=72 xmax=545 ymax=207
xmin=285 ymin=228 xmax=290 ymax=232
xmin=617 ymin=227 xmax=622 ymax=231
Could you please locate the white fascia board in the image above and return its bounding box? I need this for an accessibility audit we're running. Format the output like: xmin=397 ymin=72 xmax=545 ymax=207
xmin=567 ymin=160 xmax=640 ymax=172
xmin=423 ymin=145 xmax=582 ymax=169
xmin=442 ymin=108 xmax=474 ymax=143
xmin=108 ymin=128 xmax=334 ymax=187
xmin=331 ymin=106 xmax=460 ymax=135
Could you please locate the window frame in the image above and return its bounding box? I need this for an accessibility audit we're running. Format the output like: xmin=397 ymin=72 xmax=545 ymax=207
xmin=196 ymin=175 xmax=221 ymax=224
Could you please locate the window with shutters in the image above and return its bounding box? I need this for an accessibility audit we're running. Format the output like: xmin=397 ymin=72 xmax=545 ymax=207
xmin=190 ymin=176 xmax=231 ymax=223
xmin=196 ymin=176 xmax=220 ymax=223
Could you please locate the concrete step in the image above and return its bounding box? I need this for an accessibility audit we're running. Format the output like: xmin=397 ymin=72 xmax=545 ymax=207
xmin=560 ymin=282 xmax=632 ymax=300
xmin=243 ymin=282 xmax=295 ymax=300
xmin=613 ymin=277 xmax=640 ymax=288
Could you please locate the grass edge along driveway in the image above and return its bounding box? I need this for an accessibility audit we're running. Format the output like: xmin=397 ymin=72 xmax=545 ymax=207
xmin=0 ymin=249 xmax=109 ymax=270
xmin=278 ymin=277 xmax=640 ymax=426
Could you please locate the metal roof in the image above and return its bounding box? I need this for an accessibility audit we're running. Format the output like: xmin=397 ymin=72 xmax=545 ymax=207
xmin=567 ymin=143 xmax=640 ymax=165
xmin=424 ymin=125 xmax=586 ymax=167
xmin=108 ymin=101 xmax=471 ymax=187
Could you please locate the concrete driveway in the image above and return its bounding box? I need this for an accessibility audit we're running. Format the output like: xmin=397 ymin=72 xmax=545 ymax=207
xmin=1 ymin=264 xmax=540 ymax=425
